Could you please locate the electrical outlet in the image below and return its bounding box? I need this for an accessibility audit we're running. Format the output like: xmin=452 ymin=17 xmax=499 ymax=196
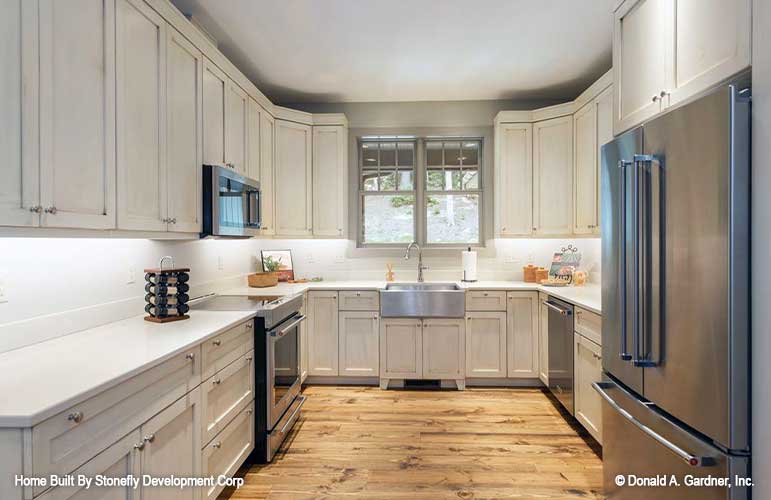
xmin=217 ymin=255 xmax=224 ymax=271
xmin=127 ymin=266 xmax=136 ymax=284
xmin=306 ymin=253 xmax=315 ymax=264
xmin=334 ymin=254 xmax=345 ymax=264
xmin=0 ymin=271 xmax=8 ymax=304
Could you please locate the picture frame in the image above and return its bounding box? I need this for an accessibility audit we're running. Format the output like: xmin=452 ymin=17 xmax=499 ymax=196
xmin=260 ymin=250 xmax=295 ymax=282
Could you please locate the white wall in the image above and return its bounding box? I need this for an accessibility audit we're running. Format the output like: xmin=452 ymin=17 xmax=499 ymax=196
xmin=752 ymin=0 xmax=770 ymax=494
xmin=0 ymin=238 xmax=261 ymax=352
xmin=255 ymin=238 xmax=601 ymax=283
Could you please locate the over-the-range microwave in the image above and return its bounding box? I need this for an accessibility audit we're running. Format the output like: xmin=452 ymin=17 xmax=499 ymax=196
xmin=201 ymin=164 xmax=261 ymax=238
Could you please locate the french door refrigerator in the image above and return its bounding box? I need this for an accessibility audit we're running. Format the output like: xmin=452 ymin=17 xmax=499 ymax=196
xmin=596 ymin=84 xmax=751 ymax=499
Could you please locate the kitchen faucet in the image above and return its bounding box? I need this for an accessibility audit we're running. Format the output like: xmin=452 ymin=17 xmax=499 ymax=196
xmin=405 ymin=241 xmax=428 ymax=282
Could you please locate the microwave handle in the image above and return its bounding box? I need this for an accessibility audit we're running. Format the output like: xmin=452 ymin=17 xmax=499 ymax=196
xmin=270 ymin=315 xmax=306 ymax=338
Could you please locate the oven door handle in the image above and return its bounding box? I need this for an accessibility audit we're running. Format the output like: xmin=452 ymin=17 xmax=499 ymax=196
xmin=270 ymin=314 xmax=306 ymax=338
xmin=279 ymin=395 xmax=306 ymax=435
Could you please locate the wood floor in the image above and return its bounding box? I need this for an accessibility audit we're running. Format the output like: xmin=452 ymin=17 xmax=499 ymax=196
xmin=223 ymin=386 xmax=603 ymax=500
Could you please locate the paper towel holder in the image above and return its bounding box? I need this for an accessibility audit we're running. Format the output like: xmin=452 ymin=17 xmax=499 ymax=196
xmin=461 ymin=246 xmax=478 ymax=283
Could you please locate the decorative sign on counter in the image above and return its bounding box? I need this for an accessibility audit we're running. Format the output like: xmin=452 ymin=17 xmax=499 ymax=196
xmin=144 ymin=256 xmax=190 ymax=323
xmin=261 ymin=250 xmax=294 ymax=282
xmin=543 ymin=245 xmax=582 ymax=286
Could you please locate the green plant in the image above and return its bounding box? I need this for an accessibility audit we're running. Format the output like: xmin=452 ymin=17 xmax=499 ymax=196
xmin=263 ymin=255 xmax=282 ymax=272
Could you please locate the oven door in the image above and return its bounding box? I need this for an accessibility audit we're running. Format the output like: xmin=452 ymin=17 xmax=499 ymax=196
xmin=267 ymin=312 xmax=305 ymax=429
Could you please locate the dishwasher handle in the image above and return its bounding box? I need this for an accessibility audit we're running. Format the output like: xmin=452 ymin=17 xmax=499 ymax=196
xmin=542 ymin=300 xmax=573 ymax=316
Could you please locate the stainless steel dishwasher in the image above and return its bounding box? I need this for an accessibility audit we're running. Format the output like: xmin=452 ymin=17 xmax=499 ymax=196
xmin=544 ymin=296 xmax=574 ymax=415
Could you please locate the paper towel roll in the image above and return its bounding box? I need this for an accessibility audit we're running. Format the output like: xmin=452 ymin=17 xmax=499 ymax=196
xmin=461 ymin=248 xmax=478 ymax=282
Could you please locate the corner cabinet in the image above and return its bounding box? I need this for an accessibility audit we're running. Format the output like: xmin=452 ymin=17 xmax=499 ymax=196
xmin=312 ymin=125 xmax=348 ymax=238
xmin=494 ymin=123 xmax=533 ymax=236
xmin=275 ymin=120 xmax=313 ymax=237
xmin=613 ymin=0 xmax=750 ymax=135
xmin=533 ymin=116 xmax=573 ymax=236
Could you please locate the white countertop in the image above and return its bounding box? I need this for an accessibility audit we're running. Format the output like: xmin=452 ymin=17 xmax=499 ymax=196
xmin=0 ymin=310 xmax=255 ymax=428
xmin=0 ymin=280 xmax=599 ymax=428
xmin=223 ymin=280 xmax=602 ymax=315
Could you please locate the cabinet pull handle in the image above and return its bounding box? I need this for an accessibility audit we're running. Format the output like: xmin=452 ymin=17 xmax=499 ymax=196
xmin=246 ymin=356 xmax=253 ymax=362
xmin=185 ymin=353 xmax=195 ymax=361
xmin=212 ymin=441 xmax=222 ymax=449
xmin=134 ymin=442 xmax=145 ymax=451
xmin=212 ymin=378 xmax=222 ymax=385
xmin=213 ymin=340 xmax=222 ymax=346
xmin=144 ymin=434 xmax=155 ymax=443
xmin=44 ymin=206 xmax=57 ymax=215
xmin=67 ymin=411 xmax=84 ymax=423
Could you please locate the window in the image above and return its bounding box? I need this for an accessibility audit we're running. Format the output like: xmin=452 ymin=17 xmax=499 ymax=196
xmin=359 ymin=138 xmax=417 ymax=245
xmin=424 ymin=139 xmax=481 ymax=245
xmin=358 ymin=136 xmax=483 ymax=247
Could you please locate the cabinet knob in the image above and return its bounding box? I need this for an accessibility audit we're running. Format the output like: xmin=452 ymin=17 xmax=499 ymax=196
xmin=532 ymin=226 xmax=537 ymax=231
xmin=245 ymin=408 xmax=253 ymax=415
xmin=29 ymin=205 xmax=42 ymax=213
xmin=144 ymin=434 xmax=155 ymax=443
xmin=212 ymin=378 xmax=222 ymax=385
xmin=246 ymin=322 xmax=253 ymax=329
xmin=134 ymin=442 xmax=145 ymax=451
xmin=185 ymin=352 xmax=195 ymax=361
xmin=246 ymin=356 xmax=253 ymax=362
xmin=652 ymin=95 xmax=659 ymax=103
xmin=169 ymin=218 xmax=177 ymax=224
xmin=660 ymin=90 xmax=669 ymax=98
xmin=212 ymin=441 xmax=222 ymax=449
xmin=212 ymin=340 xmax=222 ymax=346
xmin=67 ymin=411 xmax=84 ymax=423
xmin=44 ymin=206 xmax=57 ymax=215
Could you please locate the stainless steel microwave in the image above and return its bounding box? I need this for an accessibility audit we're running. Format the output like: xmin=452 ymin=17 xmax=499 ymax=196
xmin=201 ymin=164 xmax=261 ymax=238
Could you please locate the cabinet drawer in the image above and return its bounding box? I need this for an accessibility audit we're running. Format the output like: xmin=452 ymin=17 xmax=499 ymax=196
xmin=202 ymin=401 xmax=255 ymax=500
xmin=32 ymin=347 xmax=201 ymax=490
xmin=338 ymin=290 xmax=379 ymax=311
xmin=465 ymin=290 xmax=507 ymax=311
xmin=202 ymin=320 xmax=253 ymax=381
xmin=202 ymin=350 xmax=254 ymax=446
xmin=575 ymin=307 xmax=602 ymax=345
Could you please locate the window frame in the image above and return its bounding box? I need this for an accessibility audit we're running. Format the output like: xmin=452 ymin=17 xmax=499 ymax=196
xmin=356 ymin=136 xmax=484 ymax=249
xmin=357 ymin=137 xmax=419 ymax=248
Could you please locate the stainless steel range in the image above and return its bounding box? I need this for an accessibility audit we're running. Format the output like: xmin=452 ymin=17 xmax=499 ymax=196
xmin=191 ymin=293 xmax=306 ymax=463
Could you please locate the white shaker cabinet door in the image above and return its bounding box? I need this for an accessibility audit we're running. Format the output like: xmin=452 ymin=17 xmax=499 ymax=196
xmin=202 ymin=59 xmax=225 ymax=166
xmin=259 ymin=112 xmax=276 ymax=236
xmin=312 ymin=125 xmax=347 ymax=238
xmin=506 ymin=291 xmax=539 ymax=379
xmin=422 ymin=319 xmax=465 ymax=380
xmin=0 ymin=0 xmax=38 ymax=227
xmin=533 ymin=116 xmax=573 ymax=236
xmin=115 ymin=0 xmax=167 ymax=232
xmin=572 ymin=100 xmax=597 ymax=235
xmin=494 ymin=123 xmax=533 ymax=236
xmin=307 ymin=291 xmax=339 ymax=376
xmin=380 ymin=319 xmax=422 ymax=380
xmin=574 ymin=333 xmax=603 ymax=444
xmin=165 ymin=28 xmax=203 ymax=234
xmin=594 ymin=86 xmax=613 ymax=236
xmin=275 ymin=119 xmax=313 ymax=236
xmin=465 ymin=312 xmax=507 ymax=378
xmin=224 ymin=81 xmax=248 ymax=175
xmin=247 ymin=98 xmax=262 ymax=183
xmin=339 ymin=311 xmax=379 ymax=377
xmin=613 ymin=0 xmax=672 ymax=134
xmin=38 ymin=0 xmax=116 ymax=229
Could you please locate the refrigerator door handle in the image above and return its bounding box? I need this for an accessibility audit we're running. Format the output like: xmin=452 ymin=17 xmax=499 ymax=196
xmin=633 ymin=154 xmax=662 ymax=367
xmin=593 ymin=382 xmax=715 ymax=467
xmin=617 ymin=159 xmax=633 ymax=361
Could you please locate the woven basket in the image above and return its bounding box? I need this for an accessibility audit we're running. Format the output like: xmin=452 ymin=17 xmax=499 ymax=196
xmin=248 ymin=272 xmax=278 ymax=288
xmin=523 ymin=265 xmax=537 ymax=283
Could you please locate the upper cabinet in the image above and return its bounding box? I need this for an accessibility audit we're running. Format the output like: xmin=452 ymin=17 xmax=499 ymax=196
xmin=613 ymin=0 xmax=750 ymax=134
xmin=247 ymin=98 xmax=262 ymax=183
xmin=275 ymin=119 xmax=313 ymax=237
xmin=494 ymin=123 xmax=533 ymax=237
xmin=202 ymin=59 xmax=226 ymax=166
xmin=312 ymin=125 xmax=348 ymax=238
xmin=533 ymin=115 xmax=573 ymax=236
xmin=39 ymin=0 xmax=117 ymax=229
xmin=224 ymin=81 xmax=248 ymax=174
xmin=259 ymin=112 xmax=276 ymax=236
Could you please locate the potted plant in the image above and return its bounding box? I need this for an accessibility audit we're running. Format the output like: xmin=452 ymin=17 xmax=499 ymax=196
xmin=248 ymin=255 xmax=280 ymax=288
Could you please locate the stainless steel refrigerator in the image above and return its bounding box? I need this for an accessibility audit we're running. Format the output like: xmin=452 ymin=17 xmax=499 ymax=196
xmin=596 ymin=84 xmax=751 ymax=499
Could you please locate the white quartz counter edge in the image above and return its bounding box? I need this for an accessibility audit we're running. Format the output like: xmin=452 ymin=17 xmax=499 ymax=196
xmin=0 ymin=310 xmax=255 ymax=428
xmin=223 ymin=281 xmax=602 ymax=315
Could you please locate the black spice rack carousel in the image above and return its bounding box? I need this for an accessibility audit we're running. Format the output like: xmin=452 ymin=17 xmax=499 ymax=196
xmin=144 ymin=256 xmax=191 ymax=323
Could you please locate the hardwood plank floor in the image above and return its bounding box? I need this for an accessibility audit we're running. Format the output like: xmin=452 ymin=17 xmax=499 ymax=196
xmin=222 ymin=386 xmax=603 ymax=500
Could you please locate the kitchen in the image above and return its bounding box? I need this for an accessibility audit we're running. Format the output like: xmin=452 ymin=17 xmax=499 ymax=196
xmin=0 ymin=1 xmax=767 ymax=499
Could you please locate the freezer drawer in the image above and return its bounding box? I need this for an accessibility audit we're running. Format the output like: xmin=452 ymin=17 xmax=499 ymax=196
xmin=594 ymin=380 xmax=749 ymax=500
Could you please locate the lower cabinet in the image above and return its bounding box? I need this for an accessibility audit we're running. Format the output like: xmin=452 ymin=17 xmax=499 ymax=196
xmin=465 ymin=312 xmax=507 ymax=378
xmin=37 ymin=430 xmax=141 ymax=500
xmin=574 ymin=333 xmax=603 ymax=444
xmin=506 ymin=292 xmax=539 ymax=378
xmin=380 ymin=319 xmax=422 ymax=379
xmin=307 ymin=291 xmax=339 ymax=376
xmin=139 ymin=388 xmax=202 ymax=500
xmin=201 ymin=402 xmax=254 ymax=500
xmin=338 ymin=311 xmax=379 ymax=377
xmin=300 ymin=294 xmax=308 ymax=383
xmin=538 ymin=292 xmax=549 ymax=384
xmin=422 ymin=319 xmax=465 ymax=380
xmin=201 ymin=351 xmax=254 ymax=445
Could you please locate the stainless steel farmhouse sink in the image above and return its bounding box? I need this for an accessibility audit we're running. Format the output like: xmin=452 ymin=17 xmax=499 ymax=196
xmin=380 ymin=283 xmax=465 ymax=318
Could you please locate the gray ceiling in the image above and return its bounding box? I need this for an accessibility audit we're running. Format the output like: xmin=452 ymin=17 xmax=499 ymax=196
xmin=170 ymin=0 xmax=614 ymax=104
